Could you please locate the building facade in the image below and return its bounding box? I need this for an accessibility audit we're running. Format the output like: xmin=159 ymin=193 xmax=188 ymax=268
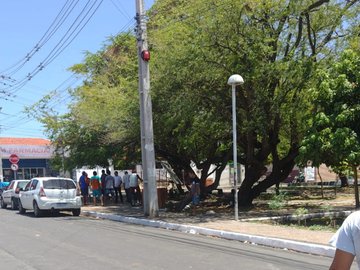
xmin=0 ymin=138 xmax=54 ymax=181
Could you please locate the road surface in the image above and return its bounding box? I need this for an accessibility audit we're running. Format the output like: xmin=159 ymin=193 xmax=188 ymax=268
xmin=0 ymin=209 xmax=355 ymax=270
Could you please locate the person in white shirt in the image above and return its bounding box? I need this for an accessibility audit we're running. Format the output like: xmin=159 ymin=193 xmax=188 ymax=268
xmin=129 ymin=170 xmax=142 ymax=206
xmin=123 ymin=171 xmax=131 ymax=203
xmin=113 ymin=171 xmax=123 ymax=203
xmin=329 ymin=211 xmax=360 ymax=270
xmin=104 ymin=170 xmax=115 ymax=205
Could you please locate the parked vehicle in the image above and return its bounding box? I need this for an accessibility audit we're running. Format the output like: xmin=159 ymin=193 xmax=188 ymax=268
xmin=0 ymin=180 xmax=30 ymax=210
xmin=19 ymin=177 xmax=82 ymax=217
xmin=0 ymin=181 xmax=10 ymax=196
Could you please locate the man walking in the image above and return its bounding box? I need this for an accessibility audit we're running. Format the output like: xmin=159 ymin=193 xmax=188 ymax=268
xmin=123 ymin=171 xmax=131 ymax=203
xmin=78 ymin=171 xmax=89 ymax=205
xmin=100 ymin=169 xmax=107 ymax=196
xmin=90 ymin=171 xmax=103 ymax=206
xmin=114 ymin=171 xmax=123 ymax=203
xmin=104 ymin=170 xmax=115 ymax=205
xmin=129 ymin=170 xmax=142 ymax=206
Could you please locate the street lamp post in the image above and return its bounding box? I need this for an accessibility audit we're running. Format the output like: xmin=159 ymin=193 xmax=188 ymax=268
xmin=227 ymin=74 xmax=244 ymax=221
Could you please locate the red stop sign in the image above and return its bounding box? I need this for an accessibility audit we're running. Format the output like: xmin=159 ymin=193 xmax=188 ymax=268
xmin=9 ymin=154 xmax=19 ymax=164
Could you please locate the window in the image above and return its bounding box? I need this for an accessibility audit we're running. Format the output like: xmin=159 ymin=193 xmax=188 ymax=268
xmin=8 ymin=181 xmax=15 ymax=189
xmin=24 ymin=169 xmax=31 ymax=179
xmin=24 ymin=181 xmax=31 ymax=191
xmin=43 ymin=179 xmax=76 ymax=190
xmin=30 ymin=180 xmax=38 ymax=190
xmin=17 ymin=181 xmax=29 ymax=189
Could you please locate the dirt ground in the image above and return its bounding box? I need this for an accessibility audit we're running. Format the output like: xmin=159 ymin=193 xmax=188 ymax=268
xmin=83 ymin=186 xmax=358 ymax=246
xmin=168 ymin=186 xmax=357 ymax=245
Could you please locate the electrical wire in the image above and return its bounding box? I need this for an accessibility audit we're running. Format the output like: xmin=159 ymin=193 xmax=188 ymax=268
xmin=0 ymin=0 xmax=104 ymax=96
xmin=0 ymin=0 xmax=139 ymax=137
xmin=111 ymin=0 xmax=131 ymax=20
xmin=0 ymin=74 xmax=80 ymax=137
xmin=0 ymin=0 xmax=79 ymax=76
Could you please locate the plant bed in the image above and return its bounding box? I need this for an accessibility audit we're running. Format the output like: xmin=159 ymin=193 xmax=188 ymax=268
xmin=272 ymin=216 xmax=345 ymax=232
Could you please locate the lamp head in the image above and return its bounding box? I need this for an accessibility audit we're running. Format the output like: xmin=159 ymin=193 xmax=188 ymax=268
xmin=227 ymin=74 xmax=244 ymax=86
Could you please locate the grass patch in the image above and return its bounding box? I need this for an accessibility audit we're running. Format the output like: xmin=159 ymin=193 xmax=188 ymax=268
xmin=275 ymin=216 xmax=344 ymax=232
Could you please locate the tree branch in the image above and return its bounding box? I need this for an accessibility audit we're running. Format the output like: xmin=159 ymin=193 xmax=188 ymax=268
xmin=305 ymin=13 xmax=316 ymax=56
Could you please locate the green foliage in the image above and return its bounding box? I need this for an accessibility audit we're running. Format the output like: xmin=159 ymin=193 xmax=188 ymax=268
xmin=268 ymin=192 xmax=288 ymax=210
xmin=297 ymin=49 xmax=360 ymax=172
xmin=320 ymin=204 xmax=334 ymax=213
xmin=149 ymin=0 xmax=359 ymax=205
xmin=294 ymin=207 xmax=309 ymax=226
xmin=30 ymin=0 xmax=360 ymax=206
xmin=294 ymin=207 xmax=309 ymax=216
xmin=27 ymin=33 xmax=142 ymax=169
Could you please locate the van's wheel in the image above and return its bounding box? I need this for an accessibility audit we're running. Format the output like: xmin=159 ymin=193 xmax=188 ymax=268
xmin=33 ymin=201 xmax=42 ymax=217
xmin=0 ymin=196 xmax=7 ymax=209
xmin=72 ymin=209 xmax=81 ymax=216
xmin=18 ymin=201 xmax=26 ymax=214
xmin=11 ymin=198 xmax=17 ymax=210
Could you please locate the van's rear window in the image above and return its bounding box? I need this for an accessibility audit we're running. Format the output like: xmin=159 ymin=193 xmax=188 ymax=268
xmin=43 ymin=179 xmax=76 ymax=189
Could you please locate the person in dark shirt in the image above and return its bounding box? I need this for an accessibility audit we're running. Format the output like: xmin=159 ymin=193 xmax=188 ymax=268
xmin=78 ymin=171 xmax=89 ymax=205
xmin=189 ymin=172 xmax=200 ymax=204
xmin=100 ymin=169 xmax=107 ymax=196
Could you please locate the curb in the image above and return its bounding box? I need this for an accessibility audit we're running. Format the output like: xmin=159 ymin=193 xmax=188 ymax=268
xmin=82 ymin=210 xmax=335 ymax=257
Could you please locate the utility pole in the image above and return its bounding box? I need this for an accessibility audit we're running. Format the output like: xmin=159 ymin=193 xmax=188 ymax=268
xmin=135 ymin=0 xmax=159 ymax=217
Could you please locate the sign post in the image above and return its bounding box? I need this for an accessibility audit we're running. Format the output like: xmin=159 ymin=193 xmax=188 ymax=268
xmin=9 ymin=154 xmax=20 ymax=164
xmin=11 ymin=163 xmax=19 ymax=171
xmin=9 ymin=154 xmax=19 ymax=180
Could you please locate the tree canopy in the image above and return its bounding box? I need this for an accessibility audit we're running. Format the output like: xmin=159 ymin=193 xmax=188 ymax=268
xmin=30 ymin=0 xmax=360 ymax=207
xmin=298 ymin=47 xmax=360 ymax=171
xmin=148 ymin=0 xmax=360 ymax=205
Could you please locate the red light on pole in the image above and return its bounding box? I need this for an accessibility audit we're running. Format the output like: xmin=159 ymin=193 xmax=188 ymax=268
xmin=141 ymin=50 xmax=150 ymax=61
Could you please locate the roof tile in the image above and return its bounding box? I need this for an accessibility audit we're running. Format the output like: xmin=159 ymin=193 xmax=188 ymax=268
xmin=0 ymin=137 xmax=50 ymax=146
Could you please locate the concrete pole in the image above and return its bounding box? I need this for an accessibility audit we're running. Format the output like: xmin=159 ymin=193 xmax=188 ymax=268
xmin=135 ymin=0 xmax=159 ymax=217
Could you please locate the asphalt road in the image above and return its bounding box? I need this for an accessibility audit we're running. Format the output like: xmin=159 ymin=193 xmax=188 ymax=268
xmin=0 ymin=209 xmax=353 ymax=270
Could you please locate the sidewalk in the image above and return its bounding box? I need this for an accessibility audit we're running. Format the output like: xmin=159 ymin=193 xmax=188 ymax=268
xmin=81 ymin=202 xmax=341 ymax=257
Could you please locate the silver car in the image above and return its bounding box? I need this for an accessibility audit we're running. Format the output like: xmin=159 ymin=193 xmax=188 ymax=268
xmin=0 ymin=180 xmax=30 ymax=210
xmin=19 ymin=177 xmax=82 ymax=217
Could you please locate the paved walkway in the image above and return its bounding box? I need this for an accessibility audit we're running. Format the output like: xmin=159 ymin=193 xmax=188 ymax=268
xmin=81 ymin=202 xmax=351 ymax=257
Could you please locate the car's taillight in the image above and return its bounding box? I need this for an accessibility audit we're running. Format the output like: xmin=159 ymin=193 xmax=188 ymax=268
xmin=39 ymin=187 xmax=46 ymax=197
xmin=76 ymin=188 xmax=80 ymax=196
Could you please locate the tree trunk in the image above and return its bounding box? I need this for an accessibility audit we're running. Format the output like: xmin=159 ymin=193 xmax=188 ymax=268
xmin=339 ymin=175 xmax=349 ymax=187
xmin=238 ymin=157 xmax=296 ymax=207
xmin=317 ymin=167 xmax=324 ymax=199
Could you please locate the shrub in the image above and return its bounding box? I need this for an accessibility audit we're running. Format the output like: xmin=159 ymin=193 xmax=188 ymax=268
xmin=268 ymin=192 xmax=289 ymax=210
xmin=294 ymin=207 xmax=309 ymax=226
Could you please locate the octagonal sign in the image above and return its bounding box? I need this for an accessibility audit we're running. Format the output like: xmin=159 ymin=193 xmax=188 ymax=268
xmin=9 ymin=154 xmax=20 ymax=164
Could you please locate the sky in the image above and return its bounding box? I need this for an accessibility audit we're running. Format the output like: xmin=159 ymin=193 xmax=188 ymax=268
xmin=0 ymin=0 xmax=154 ymax=139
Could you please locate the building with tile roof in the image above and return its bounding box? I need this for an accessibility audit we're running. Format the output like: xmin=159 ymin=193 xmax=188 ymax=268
xmin=0 ymin=137 xmax=54 ymax=181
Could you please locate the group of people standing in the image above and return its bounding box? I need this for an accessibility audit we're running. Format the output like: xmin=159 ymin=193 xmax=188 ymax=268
xmin=78 ymin=169 xmax=142 ymax=206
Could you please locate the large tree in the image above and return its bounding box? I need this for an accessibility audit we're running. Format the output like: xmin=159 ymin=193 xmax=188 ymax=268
xmin=298 ymin=47 xmax=360 ymax=205
xmin=147 ymin=0 xmax=360 ymax=206
xmin=32 ymin=0 xmax=359 ymax=207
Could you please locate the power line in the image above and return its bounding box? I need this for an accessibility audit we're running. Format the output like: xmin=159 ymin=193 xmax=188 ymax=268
xmin=0 ymin=0 xmax=79 ymax=76
xmin=111 ymin=0 xmax=131 ymax=20
xmin=0 ymin=74 xmax=80 ymax=132
xmin=0 ymin=0 xmax=104 ymax=96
